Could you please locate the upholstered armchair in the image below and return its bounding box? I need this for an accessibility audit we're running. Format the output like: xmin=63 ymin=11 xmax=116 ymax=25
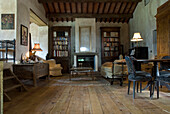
xmin=100 ymin=59 xmax=127 ymax=79
xmin=43 ymin=59 xmax=63 ymax=76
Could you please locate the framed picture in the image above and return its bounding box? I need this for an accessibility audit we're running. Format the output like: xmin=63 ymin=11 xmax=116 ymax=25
xmin=144 ymin=0 xmax=150 ymax=6
xmin=1 ymin=14 xmax=15 ymax=29
xmin=20 ymin=24 xmax=28 ymax=46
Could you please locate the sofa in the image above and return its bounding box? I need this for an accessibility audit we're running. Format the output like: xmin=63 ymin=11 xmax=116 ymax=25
xmin=43 ymin=59 xmax=63 ymax=76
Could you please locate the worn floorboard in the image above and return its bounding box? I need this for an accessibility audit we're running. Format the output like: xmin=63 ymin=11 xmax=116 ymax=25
xmin=3 ymin=75 xmax=170 ymax=114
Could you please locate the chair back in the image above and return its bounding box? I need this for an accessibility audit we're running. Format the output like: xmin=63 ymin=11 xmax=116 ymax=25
xmin=160 ymin=56 xmax=170 ymax=71
xmin=43 ymin=59 xmax=56 ymax=67
xmin=125 ymin=56 xmax=136 ymax=77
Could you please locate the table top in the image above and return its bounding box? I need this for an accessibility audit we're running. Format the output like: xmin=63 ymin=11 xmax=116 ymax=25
xmin=113 ymin=61 xmax=126 ymax=64
xmin=136 ymin=59 xmax=170 ymax=62
xmin=70 ymin=67 xmax=93 ymax=71
xmin=13 ymin=63 xmax=47 ymax=66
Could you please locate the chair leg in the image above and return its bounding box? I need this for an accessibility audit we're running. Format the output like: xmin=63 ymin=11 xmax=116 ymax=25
xmin=111 ymin=75 xmax=114 ymax=85
xmin=151 ymin=81 xmax=155 ymax=99
xmin=128 ymin=80 xmax=131 ymax=95
xmin=137 ymin=82 xmax=139 ymax=93
xmin=120 ymin=76 xmax=123 ymax=86
xmin=140 ymin=82 xmax=142 ymax=93
xmin=157 ymin=81 xmax=159 ymax=99
xmin=133 ymin=81 xmax=136 ymax=99
xmin=150 ymin=81 xmax=152 ymax=98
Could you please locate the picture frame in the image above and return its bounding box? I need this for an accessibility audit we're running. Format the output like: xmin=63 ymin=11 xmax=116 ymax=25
xmin=20 ymin=24 xmax=28 ymax=46
xmin=144 ymin=0 xmax=150 ymax=6
xmin=1 ymin=14 xmax=15 ymax=29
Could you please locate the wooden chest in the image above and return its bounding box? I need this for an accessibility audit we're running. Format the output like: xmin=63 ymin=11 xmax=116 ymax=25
xmin=13 ymin=63 xmax=49 ymax=87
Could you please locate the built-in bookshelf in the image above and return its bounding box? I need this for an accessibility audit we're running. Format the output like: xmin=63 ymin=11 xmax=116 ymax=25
xmin=101 ymin=27 xmax=120 ymax=64
xmin=50 ymin=26 xmax=71 ymax=73
xmin=53 ymin=33 xmax=69 ymax=57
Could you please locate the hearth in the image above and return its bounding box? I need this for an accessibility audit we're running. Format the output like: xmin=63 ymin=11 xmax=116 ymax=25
xmin=77 ymin=55 xmax=94 ymax=68
xmin=74 ymin=52 xmax=98 ymax=71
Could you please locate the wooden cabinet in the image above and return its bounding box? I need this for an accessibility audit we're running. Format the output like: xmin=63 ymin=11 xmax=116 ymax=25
xmin=129 ymin=47 xmax=148 ymax=71
xmin=129 ymin=47 xmax=148 ymax=59
xmin=156 ymin=1 xmax=170 ymax=58
xmin=101 ymin=27 xmax=120 ymax=64
xmin=49 ymin=26 xmax=71 ymax=73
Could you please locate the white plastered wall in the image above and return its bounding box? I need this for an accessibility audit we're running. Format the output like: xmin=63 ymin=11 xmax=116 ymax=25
xmin=129 ymin=0 xmax=168 ymax=59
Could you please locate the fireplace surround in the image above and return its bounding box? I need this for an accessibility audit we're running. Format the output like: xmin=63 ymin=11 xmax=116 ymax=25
xmin=74 ymin=52 xmax=98 ymax=71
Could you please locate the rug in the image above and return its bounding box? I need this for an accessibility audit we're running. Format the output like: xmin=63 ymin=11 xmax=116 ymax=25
xmin=51 ymin=74 xmax=110 ymax=86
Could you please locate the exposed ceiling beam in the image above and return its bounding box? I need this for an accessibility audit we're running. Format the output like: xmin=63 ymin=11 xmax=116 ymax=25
xmin=47 ymin=13 xmax=133 ymax=18
xmin=38 ymin=0 xmax=142 ymax=3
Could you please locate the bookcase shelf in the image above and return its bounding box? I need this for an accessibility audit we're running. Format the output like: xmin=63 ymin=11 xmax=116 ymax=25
xmin=49 ymin=26 xmax=71 ymax=73
xmin=101 ymin=27 xmax=120 ymax=64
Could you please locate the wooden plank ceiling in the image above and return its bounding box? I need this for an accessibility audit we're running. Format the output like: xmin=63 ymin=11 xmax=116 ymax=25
xmin=38 ymin=0 xmax=142 ymax=23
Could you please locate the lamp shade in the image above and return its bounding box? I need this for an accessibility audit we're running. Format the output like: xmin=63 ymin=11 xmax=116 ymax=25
xmin=131 ymin=32 xmax=143 ymax=42
xmin=31 ymin=43 xmax=42 ymax=51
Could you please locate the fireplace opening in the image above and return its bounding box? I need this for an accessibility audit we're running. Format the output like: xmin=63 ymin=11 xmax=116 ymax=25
xmin=77 ymin=55 xmax=94 ymax=68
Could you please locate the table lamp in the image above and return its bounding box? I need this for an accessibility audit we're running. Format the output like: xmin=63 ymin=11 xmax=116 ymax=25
xmin=31 ymin=43 xmax=42 ymax=55
xmin=131 ymin=32 xmax=143 ymax=47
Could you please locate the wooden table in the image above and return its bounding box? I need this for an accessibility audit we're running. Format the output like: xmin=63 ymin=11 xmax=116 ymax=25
xmin=136 ymin=59 xmax=170 ymax=98
xmin=136 ymin=59 xmax=170 ymax=78
xmin=13 ymin=63 xmax=49 ymax=87
xmin=69 ymin=67 xmax=94 ymax=81
xmin=112 ymin=61 xmax=127 ymax=86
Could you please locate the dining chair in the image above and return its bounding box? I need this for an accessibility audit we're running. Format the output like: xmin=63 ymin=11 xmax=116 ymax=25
xmin=156 ymin=56 xmax=170 ymax=98
xmin=125 ymin=56 xmax=152 ymax=99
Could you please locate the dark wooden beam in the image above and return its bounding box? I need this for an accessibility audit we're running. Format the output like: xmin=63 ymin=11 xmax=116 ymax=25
xmin=39 ymin=0 xmax=142 ymax=3
xmin=47 ymin=13 xmax=133 ymax=18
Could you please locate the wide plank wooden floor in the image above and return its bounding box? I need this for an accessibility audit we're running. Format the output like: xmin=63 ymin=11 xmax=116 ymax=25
xmin=4 ymin=75 xmax=170 ymax=114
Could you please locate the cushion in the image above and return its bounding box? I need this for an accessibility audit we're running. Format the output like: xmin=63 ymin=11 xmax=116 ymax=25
xmin=128 ymin=74 xmax=152 ymax=81
xmin=157 ymin=77 xmax=170 ymax=83
xmin=50 ymin=66 xmax=63 ymax=70
xmin=43 ymin=59 xmax=56 ymax=67
xmin=113 ymin=59 xmax=127 ymax=75
xmin=159 ymin=71 xmax=170 ymax=77
xmin=136 ymin=71 xmax=151 ymax=77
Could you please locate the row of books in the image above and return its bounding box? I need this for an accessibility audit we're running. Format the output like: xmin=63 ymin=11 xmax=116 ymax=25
xmin=104 ymin=42 xmax=119 ymax=46
xmin=104 ymin=52 xmax=119 ymax=57
xmin=54 ymin=41 xmax=68 ymax=45
xmin=104 ymin=47 xmax=115 ymax=51
xmin=53 ymin=37 xmax=68 ymax=41
xmin=104 ymin=32 xmax=119 ymax=37
xmin=54 ymin=45 xmax=68 ymax=50
xmin=54 ymin=50 xmax=68 ymax=57
xmin=104 ymin=38 xmax=119 ymax=42
xmin=53 ymin=31 xmax=68 ymax=37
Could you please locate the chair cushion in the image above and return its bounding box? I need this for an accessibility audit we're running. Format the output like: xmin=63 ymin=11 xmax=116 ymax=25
xmin=113 ymin=59 xmax=128 ymax=75
xmin=128 ymin=74 xmax=152 ymax=81
xmin=159 ymin=71 xmax=170 ymax=77
xmin=50 ymin=66 xmax=63 ymax=71
xmin=136 ymin=71 xmax=151 ymax=77
xmin=101 ymin=62 xmax=113 ymax=78
xmin=157 ymin=77 xmax=170 ymax=83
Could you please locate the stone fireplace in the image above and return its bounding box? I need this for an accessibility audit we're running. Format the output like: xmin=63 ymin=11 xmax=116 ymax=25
xmin=73 ymin=18 xmax=98 ymax=71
